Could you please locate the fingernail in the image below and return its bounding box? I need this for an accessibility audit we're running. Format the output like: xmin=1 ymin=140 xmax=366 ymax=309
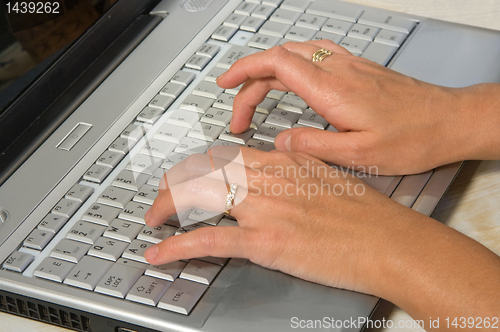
xmin=144 ymin=209 xmax=152 ymax=224
xmin=145 ymin=245 xmax=158 ymax=262
xmin=284 ymin=134 xmax=292 ymax=151
xmin=215 ymin=71 xmax=227 ymax=82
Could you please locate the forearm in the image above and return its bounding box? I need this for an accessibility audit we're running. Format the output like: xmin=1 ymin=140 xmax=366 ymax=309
xmin=376 ymin=211 xmax=500 ymax=330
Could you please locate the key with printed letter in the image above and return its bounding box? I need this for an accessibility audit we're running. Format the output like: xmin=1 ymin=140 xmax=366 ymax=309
xmin=64 ymin=256 xmax=114 ymax=290
xmin=94 ymin=258 xmax=146 ymax=298
xmin=126 ymin=275 xmax=172 ymax=306
xmin=158 ymin=278 xmax=208 ymax=315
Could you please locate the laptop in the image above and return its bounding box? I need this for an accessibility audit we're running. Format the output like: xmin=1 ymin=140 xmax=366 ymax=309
xmin=1 ymin=0 xmax=499 ymax=331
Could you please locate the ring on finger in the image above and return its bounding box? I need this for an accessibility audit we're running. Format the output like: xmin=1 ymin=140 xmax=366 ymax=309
xmin=224 ymin=183 xmax=238 ymax=215
xmin=312 ymin=48 xmax=333 ymax=62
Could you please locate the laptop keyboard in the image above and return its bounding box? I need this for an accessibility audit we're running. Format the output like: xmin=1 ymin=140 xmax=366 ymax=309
xmin=2 ymin=0 xmax=417 ymax=316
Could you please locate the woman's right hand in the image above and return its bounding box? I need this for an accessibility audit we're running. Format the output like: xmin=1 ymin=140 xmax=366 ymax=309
xmin=217 ymin=39 xmax=500 ymax=175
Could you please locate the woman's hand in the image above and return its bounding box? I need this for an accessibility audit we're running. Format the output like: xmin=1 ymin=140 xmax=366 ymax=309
xmin=216 ymin=39 xmax=497 ymax=175
xmin=144 ymin=147 xmax=500 ymax=327
xmin=144 ymin=146 xmax=428 ymax=295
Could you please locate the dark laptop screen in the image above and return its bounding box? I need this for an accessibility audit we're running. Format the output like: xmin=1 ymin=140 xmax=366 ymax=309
xmin=0 ymin=0 xmax=118 ymax=117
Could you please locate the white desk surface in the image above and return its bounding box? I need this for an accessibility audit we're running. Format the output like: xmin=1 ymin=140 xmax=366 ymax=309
xmin=2 ymin=1 xmax=500 ymax=331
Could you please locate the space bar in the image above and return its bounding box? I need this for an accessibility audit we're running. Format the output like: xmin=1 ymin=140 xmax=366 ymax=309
xmin=390 ymin=171 xmax=433 ymax=208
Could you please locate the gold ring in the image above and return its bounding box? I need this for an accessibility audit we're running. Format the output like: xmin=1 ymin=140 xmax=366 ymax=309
xmin=312 ymin=48 xmax=333 ymax=62
xmin=224 ymin=183 xmax=238 ymax=215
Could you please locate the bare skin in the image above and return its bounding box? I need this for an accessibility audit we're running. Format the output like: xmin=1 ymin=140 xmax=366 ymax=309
xmin=144 ymin=40 xmax=500 ymax=330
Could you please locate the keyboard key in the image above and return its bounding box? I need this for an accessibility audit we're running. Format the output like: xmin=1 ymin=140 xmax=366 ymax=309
xmin=34 ymin=257 xmax=75 ymax=283
xmin=147 ymin=168 xmax=165 ymax=187
xmin=347 ymin=23 xmax=380 ymax=41
xmin=174 ymin=137 xmax=210 ymax=155
xmin=136 ymin=106 xmax=164 ymax=124
xmin=358 ymin=12 xmax=417 ymax=34
xmin=277 ymin=94 xmax=308 ymax=113
xmin=265 ymin=108 xmax=301 ymax=128
xmin=298 ymin=108 xmax=329 ymax=129
xmin=247 ymin=33 xmax=281 ymax=49
xmin=188 ymin=123 xmax=225 ymax=142
xmin=321 ymin=18 xmax=353 ymax=35
xmin=204 ymin=67 xmax=227 ymax=83
xmin=253 ymin=123 xmax=286 ymax=142
xmin=96 ymin=150 xmax=124 ymax=168
xmin=176 ymin=222 xmax=212 ymax=235
xmin=166 ymin=109 xmax=202 ymax=128
xmin=246 ymin=138 xmax=275 ymax=151
xmin=97 ymin=186 xmax=136 ymax=209
xmin=218 ymin=217 xmax=239 ymax=227
xmin=145 ymin=261 xmax=187 ymax=281
xmin=269 ymin=8 xmax=301 ymax=24
xmin=88 ymin=237 xmax=130 ymax=261
xmin=267 ymin=89 xmax=286 ymax=100
xmin=361 ymin=42 xmax=398 ymax=66
xmin=211 ymin=25 xmax=237 ymax=42
xmin=38 ymin=214 xmax=67 ymax=233
xmin=23 ymin=229 xmax=54 ymax=250
xmin=280 ymin=0 xmax=310 ymax=12
xmin=338 ymin=36 xmax=371 ymax=55
xmin=180 ymin=94 xmax=214 ymax=114
xmin=112 ymin=169 xmax=150 ymax=192
xmin=122 ymin=239 xmax=155 ymax=264
xmin=67 ymin=221 xmax=106 ymax=245
xmin=64 ymin=256 xmax=114 ymax=290
xmin=306 ymin=1 xmax=364 ymax=22
xmin=391 ymin=171 xmax=433 ymax=208
xmin=312 ymin=31 xmax=344 ymax=44
xmin=159 ymin=82 xmax=186 ymax=98
xmin=103 ymin=219 xmax=144 ymax=243
xmin=83 ymin=164 xmax=112 ymax=184
xmin=137 ymin=224 xmax=177 ymax=244
xmin=285 ymin=26 xmax=317 ymax=41
xmin=2 ymin=251 xmax=35 ymax=272
xmin=158 ymin=278 xmax=208 ymax=315
xmin=240 ymin=16 xmax=266 ymax=32
xmin=180 ymin=259 xmax=222 ymax=285
xmin=256 ymin=97 xmax=279 ymax=114
xmin=200 ymin=108 xmax=233 ymax=127
xmin=224 ymin=13 xmax=247 ymax=28
xmin=134 ymin=184 xmax=159 ymax=205
xmin=149 ymin=94 xmax=175 ymax=110
xmin=121 ymin=124 xmax=146 ymax=142
xmin=374 ymin=29 xmax=408 ymax=47
xmin=234 ymin=1 xmax=258 ymax=15
xmin=216 ymin=46 xmax=259 ymax=69
xmin=65 ymin=183 xmax=94 ymax=203
xmin=119 ymin=202 xmax=149 ymax=224
xmin=263 ymin=0 xmax=282 ymax=7
xmin=192 ymin=81 xmax=225 ymax=99
xmin=251 ymin=4 xmax=276 ymax=19
xmin=161 ymin=153 xmax=189 ymax=170
xmin=259 ymin=20 xmax=291 ymax=37
xmin=82 ymin=204 xmax=121 ymax=226
xmin=126 ymin=275 xmax=172 ymax=306
xmin=196 ymin=43 xmax=220 ymax=58
xmin=109 ymin=136 xmax=135 ymax=154
xmin=295 ymin=13 xmax=327 ymax=30
xmin=50 ymin=239 xmax=91 ymax=263
xmin=155 ymin=123 xmax=190 ymax=144
xmin=219 ymin=125 xmax=255 ymax=145
xmin=196 ymin=256 xmax=229 ymax=266
xmin=140 ymin=139 xmax=177 ymax=159
xmin=94 ymin=259 xmax=146 ymax=298
xmin=251 ymin=112 xmax=268 ymax=130
xmin=188 ymin=209 xmax=223 ymax=225
xmin=171 ymin=70 xmax=196 ymax=86
xmin=212 ymin=93 xmax=235 ymax=111
xmin=185 ymin=54 xmax=211 ymax=71
xmin=52 ymin=198 xmax=81 ymax=218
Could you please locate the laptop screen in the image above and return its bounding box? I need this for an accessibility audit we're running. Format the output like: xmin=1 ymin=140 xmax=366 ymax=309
xmin=0 ymin=0 xmax=118 ymax=118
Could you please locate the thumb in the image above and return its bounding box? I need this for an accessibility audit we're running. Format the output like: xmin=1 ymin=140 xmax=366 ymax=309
xmin=274 ymin=127 xmax=363 ymax=166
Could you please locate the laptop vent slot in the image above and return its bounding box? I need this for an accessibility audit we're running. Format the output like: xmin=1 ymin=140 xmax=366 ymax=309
xmin=0 ymin=292 xmax=92 ymax=331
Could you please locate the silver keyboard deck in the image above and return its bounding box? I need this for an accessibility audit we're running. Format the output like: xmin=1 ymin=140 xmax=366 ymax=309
xmin=2 ymin=0 xmax=421 ymax=317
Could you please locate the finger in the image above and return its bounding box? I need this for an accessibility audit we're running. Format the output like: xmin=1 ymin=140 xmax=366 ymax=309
xmin=146 ymin=176 xmax=248 ymax=227
xmin=274 ymin=127 xmax=368 ymax=166
xmin=281 ymin=40 xmax=352 ymax=61
xmin=230 ymin=78 xmax=287 ymax=133
xmin=216 ymin=45 xmax=325 ymax=98
xmin=144 ymin=226 xmax=253 ymax=266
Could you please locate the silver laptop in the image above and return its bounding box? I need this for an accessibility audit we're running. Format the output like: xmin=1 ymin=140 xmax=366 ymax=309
xmin=1 ymin=0 xmax=499 ymax=331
